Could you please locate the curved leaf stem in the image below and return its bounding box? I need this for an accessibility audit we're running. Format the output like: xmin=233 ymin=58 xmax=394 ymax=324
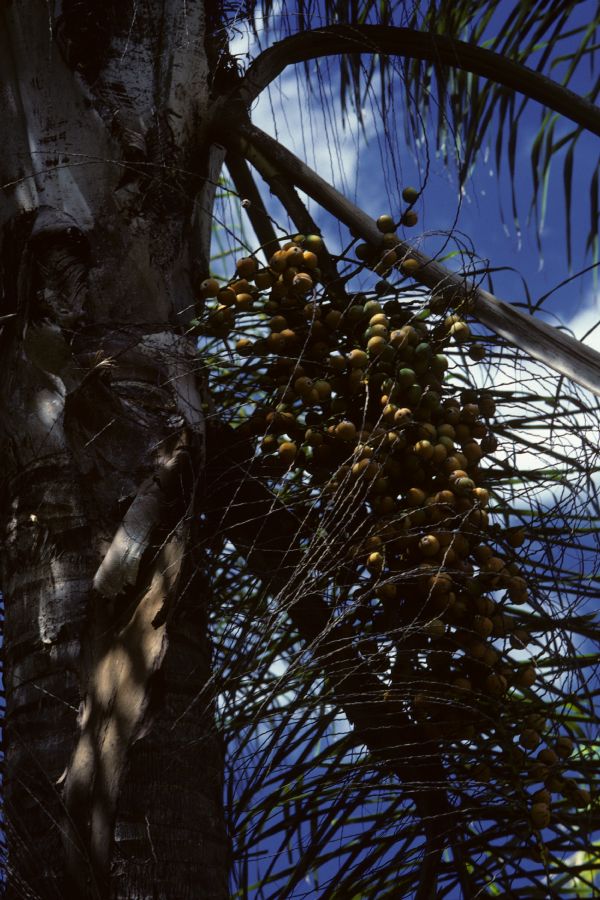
xmin=237 ymin=24 xmax=600 ymax=137
xmin=223 ymin=118 xmax=600 ymax=397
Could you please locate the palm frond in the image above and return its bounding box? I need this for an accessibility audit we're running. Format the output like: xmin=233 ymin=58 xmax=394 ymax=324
xmin=217 ymin=0 xmax=600 ymax=262
xmin=197 ymin=193 xmax=600 ymax=895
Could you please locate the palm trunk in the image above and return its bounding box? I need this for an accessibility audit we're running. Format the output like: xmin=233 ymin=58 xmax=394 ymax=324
xmin=0 ymin=2 xmax=229 ymax=896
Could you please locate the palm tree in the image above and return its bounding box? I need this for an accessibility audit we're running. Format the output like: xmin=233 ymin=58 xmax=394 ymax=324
xmin=1 ymin=1 xmax=599 ymax=897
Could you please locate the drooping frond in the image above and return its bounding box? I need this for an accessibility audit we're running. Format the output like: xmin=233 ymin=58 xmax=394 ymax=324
xmin=213 ymin=0 xmax=600 ymax=264
xmin=196 ymin=180 xmax=600 ymax=897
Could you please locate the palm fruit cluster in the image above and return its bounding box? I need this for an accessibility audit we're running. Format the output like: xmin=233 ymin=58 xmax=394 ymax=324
xmin=198 ymin=194 xmax=591 ymax=840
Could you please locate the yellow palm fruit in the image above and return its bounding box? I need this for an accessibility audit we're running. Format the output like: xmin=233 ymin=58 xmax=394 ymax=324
xmin=530 ymin=803 xmax=550 ymax=829
xmin=419 ymin=535 xmax=440 ymax=557
xmin=335 ymin=420 xmax=357 ymax=442
xmin=400 ymin=257 xmax=420 ymax=276
xmin=555 ymin=736 xmax=574 ymax=759
xmin=376 ymin=214 xmax=395 ymax=233
xmin=236 ymin=256 xmax=257 ymax=278
xmin=402 ymin=186 xmax=420 ymax=203
xmin=278 ymin=441 xmax=297 ymax=464
xmin=200 ymin=277 xmax=221 ymax=297
xmin=401 ymin=210 xmax=418 ymax=226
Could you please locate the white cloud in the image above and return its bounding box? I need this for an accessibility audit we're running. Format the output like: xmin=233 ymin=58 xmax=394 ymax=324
xmin=242 ymin=51 xmax=381 ymax=248
xmin=562 ymin=291 xmax=600 ymax=351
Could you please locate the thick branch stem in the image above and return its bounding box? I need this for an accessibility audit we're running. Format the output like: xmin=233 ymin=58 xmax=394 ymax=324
xmin=225 ymin=150 xmax=281 ymax=261
xmin=238 ymin=25 xmax=600 ymax=137
xmin=239 ymin=139 xmax=319 ymax=237
xmin=236 ymin=137 xmax=345 ymax=295
xmin=225 ymin=119 xmax=600 ymax=397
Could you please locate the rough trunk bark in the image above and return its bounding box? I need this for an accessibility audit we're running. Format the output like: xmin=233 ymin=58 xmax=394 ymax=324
xmin=0 ymin=2 xmax=229 ymax=896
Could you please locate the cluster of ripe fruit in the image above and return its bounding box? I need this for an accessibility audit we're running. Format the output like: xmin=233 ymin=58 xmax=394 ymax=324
xmin=198 ymin=195 xmax=589 ymax=835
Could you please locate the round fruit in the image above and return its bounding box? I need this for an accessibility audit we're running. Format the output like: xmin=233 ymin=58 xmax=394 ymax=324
xmin=294 ymin=376 xmax=313 ymax=396
xmin=369 ymin=313 xmax=389 ymax=328
xmin=572 ymin=787 xmax=590 ymax=807
xmin=376 ymin=582 xmax=397 ymax=600
xmin=481 ymin=434 xmax=498 ymax=453
xmin=376 ymin=495 xmax=396 ymax=515
xmin=401 ymin=210 xmax=418 ymax=227
xmin=367 ymin=335 xmax=387 ymax=355
xmin=336 ymin=420 xmax=357 ymax=442
xmin=366 ymin=323 xmax=389 ymax=340
xmin=473 ymin=487 xmax=489 ymax=505
xmin=517 ymin=666 xmax=536 ymax=688
xmin=419 ymin=535 xmax=440 ymax=557
xmin=473 ymin=615 xmax=493 ymax=638
xmin=406 ymin=384 xmax=422 ymax=405
xmin=394 ymin=408 xmax=412 ymax=426
xmin=481 ymin=645 xmax=499 ymax=667
xmin=261 ymin=435 xmax=278 ymax=453
xmin=414 ymin=440 xmax=434 ymax=460
xmin=270 ymin=250 xmax=288 ymax=271
xmin=293 ymin=272 xmax=314 ymax=293
xmin=538 ymin=748 xmax=558 ymax=767
xmin=314 ymin=379 xmax=332 ymax=401
xmin=363 ymin=301 xmax=382 ymax=317
xmin=347 ymin=369 xmax=364 ymax=394
xmin=285 ymin=245 xmax=304 ymax=265
xmin=328 ymin=353 xmax=346 ymax=372
xmin=382 ymin=232 xmax=400 ymax=249
xmin=407 ymin=487 xmax=426 ymax=507
xmin=376 ymin=214 xmax=395 ymax=233
xmin=209 ymin=306 xmax=234 ymax=329
xmin=235 ymin=338 xmax=253 ymax=355
xmin=483 ymin=557 xmax=504 ymax=575
xmin=218 ymin=287 xmax=237 ymax=306
xmin=507 ymin=528 xmax=526 ymax=548
xmin=348 ymin=349 xmax=368 ymax=369
xmin=267 ymin=332 xmax=286 ymax=353
xmin=463 ymin=442 xmax=483 ymax=464
xmin=431 ymin=354 xmax=449 ymax=373
xmin=304 ymin=234 xmax=324 ymax=252
xmin=304 ymin=428 xmax=323 ymax=447
xmin=236 ymin=256 xmax=257 ymax=278
xmin=530 ymin=803 xmax=550 ymax=829
xmin=301 ymin=250 xmax=318 ymax=269
xmin=367 ymin=551 xmax=384 ymax=572
xmin=401 ymin=257 xmax=420 ymax=276
xmin=453 ymin=476 xmax=475 ymax=495
xmin=255 ymin=269 xmax=275 ymax=289
xmin=235 ymin=292 xmax=253 ymax=310
xmin=375 ymin=249 xmax=397 ymax=273
xmin=402 ymin=186 xmax=420 ymax=203
xmin=200 ymin=277 xmax=220 ymax=297
xmin=450 ymin=321 xmax=471 ymax=342
xmin=278 ymin=441 xmax=297 ymax=464
xmin=555 ymin=736 xmax=574 ymax=759
xmin=279 ymin=328 xmax=297 ymax=345
xmin=325 ymin=309 xmax=343 ymax=330
xmin=469 ymin=344 xmax=486 ymax=361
